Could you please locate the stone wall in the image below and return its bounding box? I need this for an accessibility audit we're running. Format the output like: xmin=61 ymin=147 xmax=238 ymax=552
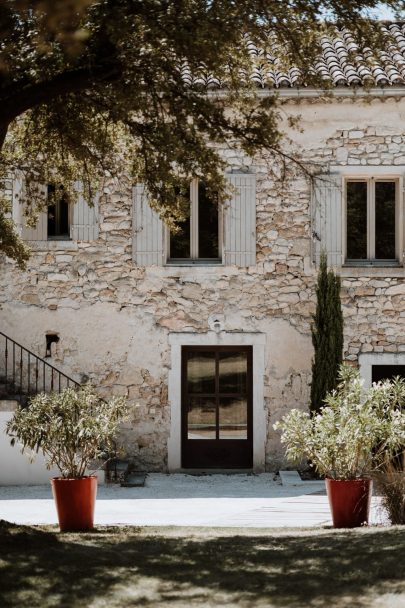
xmin=1 ymin=95 xmax=405 ymax=470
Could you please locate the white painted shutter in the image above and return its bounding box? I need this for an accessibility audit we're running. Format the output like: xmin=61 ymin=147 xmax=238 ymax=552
xmin=1 ymin=176 xmax=13 ymax=216
xmin=224 ymin=173 xmax=256 ymax=266
xmin=71 ymin=182 xmax=99 ymax=241
xmin=132 ymin=184 xmax=164 ymax=266
xmin=19 ymin=181 xmax=47 ymax=241
xmin=312 ymin=174 xmax=343 ymax=267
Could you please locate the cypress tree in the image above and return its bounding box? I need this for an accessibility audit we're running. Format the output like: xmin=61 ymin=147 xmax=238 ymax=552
xmin=310 ymin=252 xmax=343 ymax=413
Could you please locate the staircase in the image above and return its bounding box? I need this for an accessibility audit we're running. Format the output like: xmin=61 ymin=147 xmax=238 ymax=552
xmin=0 ymin=331 xmax=145 ymax=486
xmin=0 ymin=330 xmax=80 ymax=405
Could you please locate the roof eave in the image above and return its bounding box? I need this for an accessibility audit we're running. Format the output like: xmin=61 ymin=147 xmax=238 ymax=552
xmin=207 ymin=86 xmax=405 ymax=99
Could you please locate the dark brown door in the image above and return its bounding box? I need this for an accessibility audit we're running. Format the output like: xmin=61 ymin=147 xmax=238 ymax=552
xmin=181 ymin=345 xmax=253 ymax=469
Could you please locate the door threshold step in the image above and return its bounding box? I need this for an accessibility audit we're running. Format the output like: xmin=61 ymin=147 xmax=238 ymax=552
xmin=177 ymin=469 xmax=255 ymax=475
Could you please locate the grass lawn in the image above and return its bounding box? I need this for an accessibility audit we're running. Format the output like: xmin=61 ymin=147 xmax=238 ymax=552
xmin=0 ymin=520 xmax=404 ymax=607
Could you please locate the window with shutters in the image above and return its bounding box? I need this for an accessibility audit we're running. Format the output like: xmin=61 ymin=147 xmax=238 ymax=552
xmin=313 ymin=170 xmax=404 ymax=269
xmin=132 ymin=172 xmax=256 ymax=267
xmin=345 ymin=178 xmax=400 ymax=265
xmin=13 ymin=177 xmax=98 ymax=243
xmin=167 ymin=179 xmax=221 ymax=264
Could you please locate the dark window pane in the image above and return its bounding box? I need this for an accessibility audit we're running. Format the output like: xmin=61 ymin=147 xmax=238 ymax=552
xmin=219 ymin=397 xmax=247 ymax=439
xmin=47 ymin=184 xmax=69 ymax=238
xmin=375 ymin=181 xmax=396 ymax=259
xmin=218 ymin=352 xmax=247 ymax=394
xmin=47 ymin=203 xmax=56 ymax=237
xmin=347 ymin=181 xmax=368 ymax=259
xmin=47 ymin=184 xmax=56 ymax=237
xmin=372 ymin=365 xmax=405 ymax=383
xmin=170 ymin=209 xmax=190 ymax=258
xmin=188 ymin=397 xmax=216 ymax=439
xmin=198 ymin=182 xmax=219 ymax=258
xmin=59 ymin=198 xmax=70 ymax=236
xmin=187 ymin=352 xmax=215 ymax=394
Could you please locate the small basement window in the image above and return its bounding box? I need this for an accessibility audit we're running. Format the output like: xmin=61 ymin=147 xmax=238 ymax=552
xmin=372 ymin=365 xmax=405 ymax=383
xmin=45 ymin=333 xmax=60 ymax=358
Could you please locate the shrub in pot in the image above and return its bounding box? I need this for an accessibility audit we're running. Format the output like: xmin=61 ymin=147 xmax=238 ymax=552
xmin=274 ymin=365 xmax=405 ymax=528
xmin=7 ymin=385 xmax=128 ymax=531
xmin=368 ymin=375 xmax=405 ymax=525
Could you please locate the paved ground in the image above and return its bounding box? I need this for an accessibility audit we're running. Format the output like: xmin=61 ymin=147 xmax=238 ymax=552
xmin=0 ymin=473 xmax=386 ymax=527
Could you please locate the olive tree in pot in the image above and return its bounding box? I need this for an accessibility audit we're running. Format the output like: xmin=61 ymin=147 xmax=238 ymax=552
xmin=7 ymin=385 xmax=128 ymax=531
xmin=274 ymin=365 xmax=405 ymax=528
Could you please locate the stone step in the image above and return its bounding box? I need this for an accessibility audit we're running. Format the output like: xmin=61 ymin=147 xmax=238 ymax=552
xmin=279 ymin=470 xmax=303 ymax=486
xmin=121 ymin=473 xmax=146 ymax=488
xmin=279 ymin=470 xmax=325 ymax=487
xmin=105 ymin=458 xmax=130 ymax=483
xmin=0 ymin=399 xmax=19 ymax=412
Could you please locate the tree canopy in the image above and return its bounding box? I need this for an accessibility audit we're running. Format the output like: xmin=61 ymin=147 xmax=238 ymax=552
xmin=0 ymin=0 xmax=403 ymax=266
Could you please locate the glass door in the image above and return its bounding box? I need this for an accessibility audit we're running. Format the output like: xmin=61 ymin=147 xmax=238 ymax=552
xmin=181 ymin=346 xmax=253 ymax=468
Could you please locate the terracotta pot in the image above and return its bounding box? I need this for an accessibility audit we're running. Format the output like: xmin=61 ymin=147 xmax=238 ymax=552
xmin=325 ymin=478 xmax=372 ymax=528
xmin=51 ymin=476 xmax=97 ymax=532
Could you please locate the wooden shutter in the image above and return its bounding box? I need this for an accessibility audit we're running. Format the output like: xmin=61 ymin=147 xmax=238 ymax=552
xmin=19 ymin=181 xmax=47 ymax=241
xmin=1 ymin=176 xmax=13 ymax=216
xmin=132 ymin=184 xmax=164 ymax=266
xmin=71 ymin=182 xmax=99 ymax=241
xmin=224 ymin=173 xmax=256 ymax=266
xmin=312 ymin=174 xmax=343 ymax=267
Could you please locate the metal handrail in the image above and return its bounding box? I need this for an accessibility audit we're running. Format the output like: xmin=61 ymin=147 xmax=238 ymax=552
xmin=0 ymin=330 xmax=80 ymax=403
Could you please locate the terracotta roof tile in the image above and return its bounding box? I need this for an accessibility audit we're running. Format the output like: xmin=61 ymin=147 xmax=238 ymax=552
xmin=188 ymin=23 xmax=405 ymax=89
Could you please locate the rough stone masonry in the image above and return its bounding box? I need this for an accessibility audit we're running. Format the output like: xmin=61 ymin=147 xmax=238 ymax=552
xmin=1 ymin=95 xmax=405 ymax=470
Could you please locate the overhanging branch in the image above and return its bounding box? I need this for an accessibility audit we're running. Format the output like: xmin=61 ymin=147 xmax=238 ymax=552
xmin=1 ymin=60 xmax=122 ymax=123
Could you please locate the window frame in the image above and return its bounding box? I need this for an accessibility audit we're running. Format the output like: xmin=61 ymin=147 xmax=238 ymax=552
xmin=165 ymin=178 xmax=223 ymax=265
xmin=343 ymin=174 xmax=403 ymax=267
xmin=47 ymin=186 xmax=72 ymax=241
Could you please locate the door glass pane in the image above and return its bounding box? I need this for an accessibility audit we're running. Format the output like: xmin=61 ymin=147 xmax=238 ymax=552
xmin=188 ymin=398 xmax=216 ymax=439
xmin=219 ymin=398 xmax=247 ymax=439
xmin=375 ymin=181 xmax=396 ymax=259
xmin=187 ymin=352 xmax=215 ymax=393
xmin=347 ymin=181 xmax=367 ymax=259
xmin=219 ymin=352 xmax=247 ymax=393
xmin=170 ymin=209 xmax=190 ymax=258
xmin=198 ymin=182 xmax=219 ymax=259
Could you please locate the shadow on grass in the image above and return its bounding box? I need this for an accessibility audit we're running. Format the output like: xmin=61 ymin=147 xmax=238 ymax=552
xmin=0 ymin=520 xmax=404 ymax=607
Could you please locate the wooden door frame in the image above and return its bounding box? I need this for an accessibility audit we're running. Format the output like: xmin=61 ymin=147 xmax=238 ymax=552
xmin=181 ymin=345 xmax=253 ymax=469
xmin=167 ymin=331 xmax=266 ymax=472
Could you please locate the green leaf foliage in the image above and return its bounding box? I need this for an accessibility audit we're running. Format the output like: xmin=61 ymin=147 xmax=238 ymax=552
xmin=274 ymin=364 xmax=405 ymax=480
xmin=6 ymin=385 xmax=128 ymax=478
xmin=310 ymin=252 xmax=343 ymax=413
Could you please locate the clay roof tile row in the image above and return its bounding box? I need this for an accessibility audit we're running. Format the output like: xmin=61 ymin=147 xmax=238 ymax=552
xmin=182 ymin=23 xmax=405 ymax=89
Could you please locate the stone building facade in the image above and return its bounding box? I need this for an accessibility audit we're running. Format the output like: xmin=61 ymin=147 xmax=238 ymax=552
xmin=2 ymin=85 xmax=405 ymax=471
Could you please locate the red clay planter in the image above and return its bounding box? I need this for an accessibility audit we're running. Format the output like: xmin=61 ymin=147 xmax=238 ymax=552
xmin=325 ymin=478 xmax=373 ymax=528
xmin=51 ymin=476 xmax=98 ymax=532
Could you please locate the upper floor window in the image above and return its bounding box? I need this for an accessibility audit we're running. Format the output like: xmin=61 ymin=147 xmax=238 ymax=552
xmin=345 ymin=178 xmax=399 ymax=264
xmin=168 ymin=179 xmax=221 ymax=263
xmin=47 ymin=184 xmax=70 ymax=240
xmin=10 ymin=177 xmax=98 ymax=243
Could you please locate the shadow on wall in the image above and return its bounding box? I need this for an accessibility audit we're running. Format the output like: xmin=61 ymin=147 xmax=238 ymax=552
xmin=0 ymin=522 xmax=404 ymax=607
